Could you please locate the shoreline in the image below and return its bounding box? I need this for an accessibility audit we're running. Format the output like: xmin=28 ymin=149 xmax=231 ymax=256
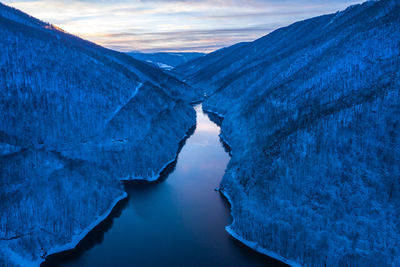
xmin=41 ymin=122 xmax=196 ymax=266
xmin=201 ymin=106 xmax=233 ymax=153
xmin=219 ymin=189 xmax=301 ymax=267
xmin=41 ymin=105 xmax=294 ymax=267
xmin=206 ymin=104 xmax=300 ymax=267
xmin=120 ymin=123 xmax=196 ymax=182
xmin=40 ymin=191 xmax=128 ymax=266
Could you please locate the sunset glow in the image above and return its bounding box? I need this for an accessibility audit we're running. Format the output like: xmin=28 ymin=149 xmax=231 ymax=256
xmin=3 ymin=0 xmax=362 ymax=52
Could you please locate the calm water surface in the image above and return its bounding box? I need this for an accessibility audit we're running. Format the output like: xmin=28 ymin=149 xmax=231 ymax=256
xmin=45 ymin=105 xmax=286 ymax=267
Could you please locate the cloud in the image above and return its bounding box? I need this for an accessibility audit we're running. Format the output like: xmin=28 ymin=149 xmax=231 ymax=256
xmin=3 ymin=0 xmax=363 ymax=52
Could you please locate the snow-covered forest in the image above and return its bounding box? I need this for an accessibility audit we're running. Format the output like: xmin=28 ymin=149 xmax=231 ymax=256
xmin=176 ymin=0 xmax=400 ymax=266
xmin=2 ymin=0 xmax=400 ymax=266
xmin=127 ymin=52 xmax=205 ymax=70
xmin=0 ymin=3 xmax=197 ymax=266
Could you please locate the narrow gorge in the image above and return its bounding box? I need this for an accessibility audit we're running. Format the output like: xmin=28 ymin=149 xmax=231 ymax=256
xmin=1 ymin=1 xmax=399 ymax=266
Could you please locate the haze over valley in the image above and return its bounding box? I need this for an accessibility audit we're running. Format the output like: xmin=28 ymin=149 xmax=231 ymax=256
xmin=0 ymin=1 xmax=399 ymax=266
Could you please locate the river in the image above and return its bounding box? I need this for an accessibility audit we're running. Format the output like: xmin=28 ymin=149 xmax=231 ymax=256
xmin=44 ymin=104 xmax=286 ymax=266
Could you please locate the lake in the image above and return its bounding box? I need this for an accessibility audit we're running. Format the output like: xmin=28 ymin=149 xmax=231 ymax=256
xmin=44 ymin=104 xmax=286 ymax=267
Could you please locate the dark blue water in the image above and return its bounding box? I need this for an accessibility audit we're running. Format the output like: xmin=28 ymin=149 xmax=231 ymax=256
xmin=44 ymin=105 xmax=286 ymax=267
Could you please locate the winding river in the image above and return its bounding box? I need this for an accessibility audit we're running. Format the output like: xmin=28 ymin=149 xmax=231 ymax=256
xmin=44 ymin=105 xmax=286 ymax=266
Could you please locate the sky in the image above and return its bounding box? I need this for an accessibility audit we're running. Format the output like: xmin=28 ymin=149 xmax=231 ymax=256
xmin=3 ymin=0 xmax=363 ymax=53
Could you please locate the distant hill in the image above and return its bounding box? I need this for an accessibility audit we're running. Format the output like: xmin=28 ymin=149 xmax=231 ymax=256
xmin=128 ymin=52 xmax=205 ymax=70
xmin=0 ymin=2 xmax=197 ymax=266
xmin=174 ymin=0 xmax=400 ymax=266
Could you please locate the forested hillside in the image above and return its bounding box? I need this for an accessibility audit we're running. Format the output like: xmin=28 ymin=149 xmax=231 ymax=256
xmin=0 ymin=3 xmax=196 ymax=266
xmin=176 ymin=0 xmax=400 ymax=266
xmin=128 ymin=52 xmax=204 ymax=70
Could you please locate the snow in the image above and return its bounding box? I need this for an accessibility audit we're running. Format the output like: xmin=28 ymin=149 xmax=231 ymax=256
xmin=104 ymin=83 xmax=143 ymax=127
xmin=220 ymin=188 xmax=302 ymax=267
xmin=156 ymin=62 xmax=174 ymax=70
xmin=178 ymin=1 xmax=400 ymax=266
xmin=2 ymin=192 xmax=127 ymax=267
xmin=201 ymin=107 xmax=233 ymax=155
xmin=2 ymin=0 xmax=400 ymax=266
xmin=0 ymin=143 xmax=21 ymax=156
xmin=0 ymin=3 xmax=197 ymax=266
xmin=226 ymin=226 xmax=302 ymax=267
xmin=128 ymin=52 xmax=205 ymax=69
xmin=43 ymin=192 xmax=128 ymax=261
xmin=120 ymin=124 xmax=196 ymax=182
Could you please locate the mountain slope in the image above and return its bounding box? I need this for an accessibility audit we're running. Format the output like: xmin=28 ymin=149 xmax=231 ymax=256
xmin=0 ymin=3 xmax=196 ymax=266
xmin=128 ymin=52 xmax=205 ymax=70
xmin=176 ymin=0 xmax=400 ymax=266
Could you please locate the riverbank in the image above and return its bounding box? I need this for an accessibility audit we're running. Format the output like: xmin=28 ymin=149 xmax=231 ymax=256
xmin=41 ymin=124 xmax=197 ymax=266
xmin=44 ymin=104 xmax=285 ymax=266
xmin=120 ymin=125 xmax=196 ymax=182
xmin=203 ymin=107 xmax=294 ymax=267
xmin=220 ymin=189 xmax=299 ymax=267
xmin=42 ymin=192 xmax=128 ymax=265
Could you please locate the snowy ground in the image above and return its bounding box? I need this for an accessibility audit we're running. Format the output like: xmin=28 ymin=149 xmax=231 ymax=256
xmin=181 ymin=1 xmax=400 ymax=266
xmin=0 ymin=3 xmax=197 ymax=266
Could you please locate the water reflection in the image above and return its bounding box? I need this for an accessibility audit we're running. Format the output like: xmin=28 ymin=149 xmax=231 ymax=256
xmin=44 ymin=104 xmax=287 ymax=267
xmin=203 ymin=108 xmax=231 ymax=155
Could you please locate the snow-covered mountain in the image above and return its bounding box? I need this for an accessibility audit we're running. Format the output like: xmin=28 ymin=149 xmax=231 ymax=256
xmin=175 ymin=0 xmax=400 ymax=266
xmin=0 ymin=3 xmax=197 ymax=266
xmin=128 ymin=52 xmax=205 ymax=70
